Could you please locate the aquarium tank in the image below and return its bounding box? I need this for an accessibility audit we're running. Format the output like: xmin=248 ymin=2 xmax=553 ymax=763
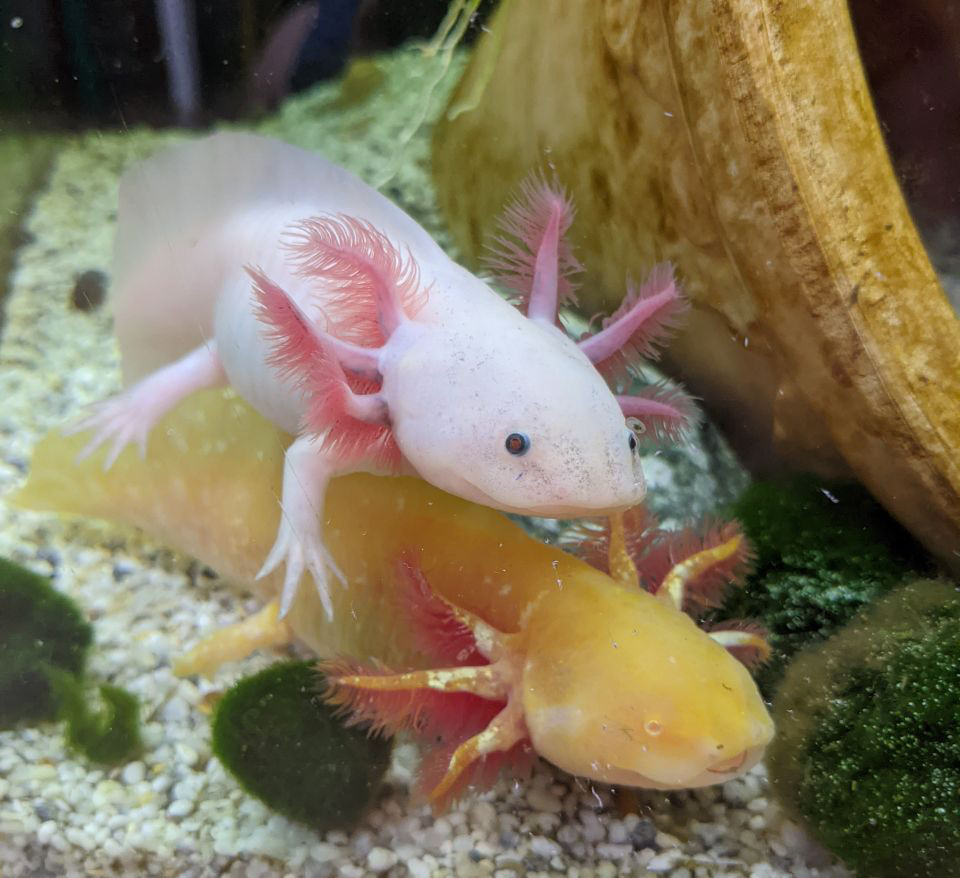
xmin=2 ymin=1 xmax=960 ymax=876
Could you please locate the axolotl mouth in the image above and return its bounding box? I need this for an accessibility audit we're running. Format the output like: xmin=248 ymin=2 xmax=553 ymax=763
xmin=595 ymin=742 xmax=768 ymax=791
xmin=455 ymin=475 xmax=645 ymax=519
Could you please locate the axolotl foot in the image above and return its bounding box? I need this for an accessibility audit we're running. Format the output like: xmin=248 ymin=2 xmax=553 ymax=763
xmin=258 ymin=433 xmax=351 ymax=620
xmin=67 ymin=386 xmax=154 ymax=470
xmin=257 ymin=516 xmax=346 ymax=620
xmin=321 ymin=555 xmax=534 ymax=810
xmin=64 ymin=344 xmax=226 ymax=470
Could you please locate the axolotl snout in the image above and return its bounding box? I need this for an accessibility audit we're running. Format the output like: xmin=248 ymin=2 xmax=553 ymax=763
xmin=383 ymin=286 xmax=643 ymax=517
xmin=71 ymin=133 xmax=691 ymax=617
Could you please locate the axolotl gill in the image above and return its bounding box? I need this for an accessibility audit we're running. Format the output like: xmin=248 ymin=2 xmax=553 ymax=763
xmin=68 ymin=133 xmax=693 ymax=618
xmin=19 ymin=390 xmax=773 ymax=808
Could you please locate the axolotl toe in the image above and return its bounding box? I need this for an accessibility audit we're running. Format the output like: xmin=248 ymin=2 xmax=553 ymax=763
xmin=66 ymin=133 xmax=694 ymax=619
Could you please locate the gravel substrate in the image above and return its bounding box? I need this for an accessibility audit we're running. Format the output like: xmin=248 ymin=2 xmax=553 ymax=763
xmin=0 ymin=48 xmax=848 ymax=878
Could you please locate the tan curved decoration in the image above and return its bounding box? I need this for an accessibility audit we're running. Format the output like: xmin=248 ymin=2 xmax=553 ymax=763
xmin=431 ymin=0 xmax=960 ymax=569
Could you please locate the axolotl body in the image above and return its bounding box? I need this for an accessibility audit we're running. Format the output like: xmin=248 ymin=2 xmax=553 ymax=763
xmin=19 ymin=389 xmax=773 ymax=807
xmin=72 ymin=133 xmax=691 ymax=617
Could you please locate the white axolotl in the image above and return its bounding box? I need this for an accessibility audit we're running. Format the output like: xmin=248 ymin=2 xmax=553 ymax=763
xmin=71 ymin=132 xmax=693 ymax=618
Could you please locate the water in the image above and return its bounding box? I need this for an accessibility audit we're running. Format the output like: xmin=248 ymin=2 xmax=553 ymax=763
xmin=0 ymin=3 xmax=957 ymax=877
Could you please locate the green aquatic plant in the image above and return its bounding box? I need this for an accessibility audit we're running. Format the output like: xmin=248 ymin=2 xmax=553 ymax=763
xmin=443 ymin=0 xmax=511 ymax=122
xmin=327 ymin=58 xmax=387 ymax=111
xmin=51 ymin=670 xmax=143 ymax=765
xmin=0 ymin=556 xmax=93 ymax=726
xmin=212 ymin=660 xmax=393 ymax=829
xmin=0 ymin=556 xmax=141 ymax=764
xmin=716 ymin=474 xmax=926 ymax=692
xmin=768 ymin=579 xmax=960 ymax=878
xmin=373 ymin=0 xmax=481 ymax=189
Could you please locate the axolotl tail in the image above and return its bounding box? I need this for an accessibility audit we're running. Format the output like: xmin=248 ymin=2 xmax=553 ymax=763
xmin=109 ymin=133 xmax=446 ymax=384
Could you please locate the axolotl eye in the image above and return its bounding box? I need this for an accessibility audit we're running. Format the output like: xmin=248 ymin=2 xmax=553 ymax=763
xmin=505 ymin=432 xmax=531 ymax=456
xmin=626 ymin=417 xmax=645 ymax=452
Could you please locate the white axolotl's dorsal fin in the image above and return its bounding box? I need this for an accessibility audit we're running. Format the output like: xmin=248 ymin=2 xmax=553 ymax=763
xmin=111 ymin=132 xmax=445 ymax=383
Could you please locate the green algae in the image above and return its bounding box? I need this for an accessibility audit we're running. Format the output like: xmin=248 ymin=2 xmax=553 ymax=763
xmin=0 ymin=133 xmax=59 ymax=334
xmin=212 ymin=660 xmax=393 ymax=830
xmin=768 ymin=579 xmax=960 ymax=878
xmin=717 ymin=474 xmax=928 ymax=693
xmin=51 ymin=670 xmax=143 ymax=765
xmin=0 ymin=556 xmax=141 ymax=764
xmin=0 ymin=556 xmax=92 ymax=727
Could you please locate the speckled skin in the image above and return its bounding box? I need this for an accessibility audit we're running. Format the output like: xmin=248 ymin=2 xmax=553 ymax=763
xmin=18 ymin=390 xmax=772 ymax=793
xmin=88 ymin=133 xmax=646 ymax=617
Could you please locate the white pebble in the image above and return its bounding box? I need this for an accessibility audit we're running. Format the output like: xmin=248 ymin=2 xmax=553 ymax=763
xmin=310 ymin=842 xmax=341 ymax=863
xmin=175 ymin=744 xmax=200 ymax=768
xmin=64 ymin=826 xmax=96 ymax=851
xmin=160 ymin=695 xmax=191 ymax=722
xmin=579 ymin=809 xmax=607 ymax=843
xmin=167 ymin=799 xmax=194 ymax=818
xmin=595 ymin=862 xmax=617 ymax=878
xmin=607 ymin=819 xmax=628 ymax=844
xmin=526 ymin=786 xmax=563 ymax=813
xmin=121 ymin=761 xmax=145 ymax=785
xmin=528 ymin=835 xmax=561 ymax=858
xmin=27 ymin=765 xmax=57 ymax=781
xmin=102 ymin=837 xmax=123 ymax=858
xmin=596 ymin=842 xmax=632 ymax=860
xmin=366 ymin=847 xmax=398 ymax=873
xmin=647 ymin=850 xmax=683 ymax=872
xmin=747 ymin=795 xmax=769 ymax=813
xmin=407 ymin=858 xmax=432 ymax=878
xmin=471 ymin=800 xmax=497 ymax=832
xmin=36 ymin=820 xmax=58 ymax=844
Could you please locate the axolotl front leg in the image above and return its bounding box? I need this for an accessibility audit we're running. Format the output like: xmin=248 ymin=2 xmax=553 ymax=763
xmin=67 ymin=337 xmax=350 ymax=616
xmin=258 ymin=433 xmax=349 ymax=618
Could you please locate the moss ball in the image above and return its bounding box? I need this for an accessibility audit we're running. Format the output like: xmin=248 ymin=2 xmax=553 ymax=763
xmin=0 ymin=557 xmax=93 ymax=727
xmin=768 ymin=579 xmax=960 ymax=878
xmin=212 ymin=660 xmax=392 ymax=830
xmin=717 ymin=475 xmax=926 ymax=692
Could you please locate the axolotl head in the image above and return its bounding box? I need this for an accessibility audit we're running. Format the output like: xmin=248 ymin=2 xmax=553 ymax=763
xmin=517 ymin=582 xmax=774 ymax=789
xmin=374 ymin=179 xmax=692 ymax=518
xmin=255 ymin=181 xmax=692 ymax=520
xmin=383 ymin=299 xmax=648 ymax=517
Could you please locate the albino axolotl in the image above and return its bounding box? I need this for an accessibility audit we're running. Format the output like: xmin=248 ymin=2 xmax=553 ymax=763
xmin=70 ymin=133 xmax=692 ymax=618
xmin=19 ymin=389 xmax=772 ymax=807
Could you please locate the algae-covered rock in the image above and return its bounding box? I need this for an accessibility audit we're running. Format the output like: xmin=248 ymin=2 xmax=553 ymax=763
xmin=212 ymin=660 xmax=392 ymax=830
xmin=768 ymin=579 xmax=960 ymax=878
xmin=0 ymin=556 xmax=141 ymax=763
xmin=0 ymin=556 xmax=93 ymax=727
xmin=717 ymin=475 xmax=925 ymax=693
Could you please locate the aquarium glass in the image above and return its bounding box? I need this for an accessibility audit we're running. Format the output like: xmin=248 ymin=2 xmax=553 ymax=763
xmin=1 ymin=2 xmax=958 ymax=877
